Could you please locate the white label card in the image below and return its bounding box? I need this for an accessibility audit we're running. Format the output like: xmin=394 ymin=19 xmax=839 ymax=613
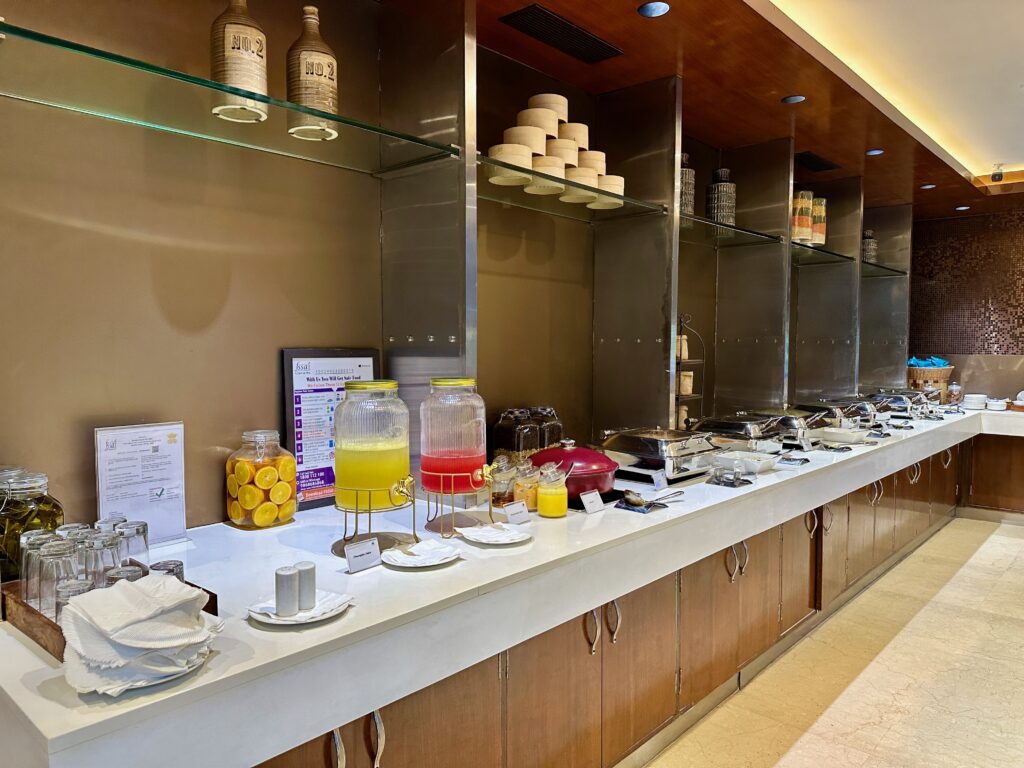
xmin=503 ymin=501 xmax=531 ymax=525
xmin=580 ymin=490 xmax=606 ymax=514
xmin=653 ymin=470 xmax=669 ymax=491
xmin=345 ymin=538 xmax=381 ymax=573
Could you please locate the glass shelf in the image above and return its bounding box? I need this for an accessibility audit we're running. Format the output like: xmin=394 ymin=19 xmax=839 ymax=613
xmin=862 ymin=261 xmax=908 ymax=278
xmin=676 ymin=359 xmax=705 ymax=365
xmin=679 ymin=215 xmax=782 ymax=249
xmin=790 ymin=242 xmax=856 ymax=268
xmin=0 ymin=21 xmax=458 ymax=176
xmin=676 ymin=394 xmax=703 ymax=402
xmin=477 ymin=156 xmax=666 ymax=222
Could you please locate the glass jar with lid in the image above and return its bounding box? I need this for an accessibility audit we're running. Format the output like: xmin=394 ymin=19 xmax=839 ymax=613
xmin=0 ymin=471 xmax=63 ymax=582
xmin=513 ymin=463 xmax=540 ymax=511
xmin=489 ymin=455 xmax=517 ymax=507
xmin=529 ymin=406 xmax=564 ymax=449
xmin=420 ymin=378 xmax=487 ymax=494
xmin=537 ymin=463 xmax=569 ymax=519
xmin=493 ymin=409 xmax=540 ymax=462
xmin=226 ymin=430 xmax=297 ymax=529
xmin=335 ymin=380 xmax=411 ymax=511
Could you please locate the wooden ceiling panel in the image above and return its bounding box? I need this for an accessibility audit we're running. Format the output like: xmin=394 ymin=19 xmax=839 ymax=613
xmin=477 ymin=0 xmax=1020 ymax=220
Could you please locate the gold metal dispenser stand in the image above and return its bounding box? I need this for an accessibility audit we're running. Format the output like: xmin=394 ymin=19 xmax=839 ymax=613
xmin=330 ymin=475 xmax=417 ymax=557
xmin=422 ymin=464 xmax=495 ymax=539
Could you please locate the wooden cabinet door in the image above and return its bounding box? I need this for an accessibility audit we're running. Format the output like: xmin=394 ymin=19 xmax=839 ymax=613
xmin=780 ymin=511 xmax=817 ymax=635
xmin=507 ymin=614 xmax=603 ymax=768
xmin=679 ymin=547 xmax=740 ymax=711
xmin=818 ymin=496 xmax=849 ymax=611
xmin=601 ymin=575 xmax=678 ymax=767
xmin=913 ymin=459 xmax=932 ymax=536
xmin=894 ymin=462 xmax=931 ymax=552
xmin=258 ymin=723 xmax=359 ymax=768
xmin=872 ymin=474 xmax=896 ymax=568
xmin=847 ymin=483 xmax=877 ymax=587
xmin=930 ymin=446 xmax=958 ymax=523
xmin=970 ymin=435 xmax=1024 ymax=511
xmin=737 ymin=527 xmax=781 ymax=668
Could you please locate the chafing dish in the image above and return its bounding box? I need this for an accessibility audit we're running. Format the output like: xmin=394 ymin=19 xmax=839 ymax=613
xmin=689 ymin=413 xmax=785 ymax=453
xmin=750 ymin=407 xmax=831 ymax=450
xmin=877 ymin=388 xmax=945 ymax=420
xmin=601 ymin=428 xmax=718 ymax=483
xmin=823 ymin=396 xmax=893 ymax=429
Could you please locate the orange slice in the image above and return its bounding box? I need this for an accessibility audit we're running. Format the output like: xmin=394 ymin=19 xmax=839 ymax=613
xmin=234 ymin=460 xmax=255 ymax=485
xmin=226 ymin=475 xmax=239 ymax=498
xmin=225 ymin=458 xmax=237 ymax=477
xmin=275 ymin=456 xmax=297 ymax=483
xmin=237 ymin=483 xmax=264 ymax=511
xmin=269 ymin=481 xmax=292 ymax=505
xmin=277 ymin=499 xmax=297 ymax=523
xmin=252 ymin=501 xmax=279 ymax=527
xmin=253 ymin=465 xmax=279 ymax=490
xmin=227 ymin=500 xmax=245 ymax=523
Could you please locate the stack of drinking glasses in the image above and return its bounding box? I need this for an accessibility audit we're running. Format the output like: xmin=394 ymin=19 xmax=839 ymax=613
xmin=20 ymin=516 xmax=182 ymax=622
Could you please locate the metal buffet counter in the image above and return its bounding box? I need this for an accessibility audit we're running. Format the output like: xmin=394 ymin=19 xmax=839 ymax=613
xmin=2 ymin=411 xmax=1023 ymax=767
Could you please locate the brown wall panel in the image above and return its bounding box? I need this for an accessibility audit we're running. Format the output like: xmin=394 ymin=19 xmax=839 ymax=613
xmin=477 ymin=201 xmax=594 ymax=444
xmin=0 ymin=0 xmax=383 ymax=526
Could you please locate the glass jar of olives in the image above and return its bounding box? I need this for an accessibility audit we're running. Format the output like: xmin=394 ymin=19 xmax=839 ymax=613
xmin=0 ymin=471 xmax=64 ymax=582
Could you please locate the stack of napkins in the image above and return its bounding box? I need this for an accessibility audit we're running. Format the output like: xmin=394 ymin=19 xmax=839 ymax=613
xmin=381 ymin=539 xmax=460 ymax=568
xmin=60 ymin=574 xmax=223 ymax=697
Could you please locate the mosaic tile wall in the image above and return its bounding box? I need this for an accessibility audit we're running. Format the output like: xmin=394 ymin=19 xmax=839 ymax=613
xmin=911 ymin=210 xmax=1024 ymax=355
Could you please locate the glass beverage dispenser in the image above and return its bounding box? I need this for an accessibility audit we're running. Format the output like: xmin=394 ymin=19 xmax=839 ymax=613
xmin=420 ymin=378 xmax=487 ymax=494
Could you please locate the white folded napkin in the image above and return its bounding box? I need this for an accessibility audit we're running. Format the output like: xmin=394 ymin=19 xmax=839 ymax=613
xmin=70 ymin=575 xmax=208 ymax=636
xmin=455 ymin=523 xmax=531 ymax=544
xmin=382 ymin=539 xmax=459 ymax=566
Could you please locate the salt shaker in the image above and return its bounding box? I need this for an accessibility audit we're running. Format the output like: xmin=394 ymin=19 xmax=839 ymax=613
xmin=275 ymin=566 xmax=299 ymax=617
xmin=295 ymin=561 xmax=316 ymax=610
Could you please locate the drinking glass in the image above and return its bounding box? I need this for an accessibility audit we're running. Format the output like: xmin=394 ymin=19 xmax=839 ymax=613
xmin=115 ymin=520 xmax=149 ymax=571
xmin=94 ymin=515 xmax=127 ymax=534
xmin=54 ymin=523 xmax=90 ymax=539
xmin=150 ymin=560 xmax=185 ymax=581
xmin=19 ymin=532 xmax=58 ymax=606
xmin=37 ymin=540 xmax=78 ymax=620
xmin=55 ymin=578 xmax=93 ymax=623
xmin=82 ymin=532 xmax=122 ymax=588
xmin=104 ymin=565 xmax=144 ymax=586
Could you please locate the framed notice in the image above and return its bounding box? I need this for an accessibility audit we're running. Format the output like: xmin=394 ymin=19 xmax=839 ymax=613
xmin=282 ymin=348 xmax=379 ymax=510
xmin=94 ymin=422 xmax=187 ymax=545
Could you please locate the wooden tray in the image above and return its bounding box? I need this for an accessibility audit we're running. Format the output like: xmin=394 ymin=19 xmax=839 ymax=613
xmin=1 ymin=572 xmax=219 ymax=662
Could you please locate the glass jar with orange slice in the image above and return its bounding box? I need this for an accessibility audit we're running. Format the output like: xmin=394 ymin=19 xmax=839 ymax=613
xmin=225 ymin=430 xmax=298 ymax=529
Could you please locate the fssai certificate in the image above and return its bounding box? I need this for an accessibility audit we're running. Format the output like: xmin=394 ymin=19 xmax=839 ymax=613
xmin=94 ymin=422 xmax=187 ymax=544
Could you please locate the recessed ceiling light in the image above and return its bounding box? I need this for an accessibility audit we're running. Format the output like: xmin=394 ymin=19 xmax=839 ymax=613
xmin=920 ymin=183 xmax=937 ymax=190
xmin=866 ymin=148 xmax=885 ymax=156
xmin=955 ymin=205 xmax=971 ymax=211
xmin=781 ymin=95 xmax=806 ymax=104
xmin=637 ymin=2 xmax=670 ymax=17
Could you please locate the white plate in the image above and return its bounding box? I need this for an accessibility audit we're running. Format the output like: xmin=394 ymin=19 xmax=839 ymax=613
xmin=712 ymin=450 xmax=779 ymax=474
xmin=248 ymin=590 xmax=354 ymax=626
xmin=381 ymin=544 xmax=461 ymax=569
xmin=456 ymin=523 xmax=532 ymax=546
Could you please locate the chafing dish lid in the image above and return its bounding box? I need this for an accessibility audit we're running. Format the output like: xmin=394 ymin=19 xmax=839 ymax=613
xmin=602 ymin=428 xmax=716 ymax=459
xmin=751 ymin=407 xmax=829 ymax=431
xmin=691 ymin=413 xmax=783 ymax=439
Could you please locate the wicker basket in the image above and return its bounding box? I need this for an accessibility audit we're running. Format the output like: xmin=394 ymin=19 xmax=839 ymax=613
xmin=907 ymin=366 xmax=954 ymax=403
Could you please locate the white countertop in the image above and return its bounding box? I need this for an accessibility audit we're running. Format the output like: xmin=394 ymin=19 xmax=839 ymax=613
xmin=1 ymin=409 xmax=1021 ymax=767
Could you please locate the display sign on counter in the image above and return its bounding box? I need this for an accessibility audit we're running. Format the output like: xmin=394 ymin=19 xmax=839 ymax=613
xmin=282 ymin=348 xmax=379 ymax=510
xmin=94 ymin=422 xmax=187 ymax=545
xmin=503 ymin=500 xmax=531 ymax=525
xmin=344 ymin=537 xmax=382 ymax=573
xmin=579 ymin=490 xmax=606 ymax=514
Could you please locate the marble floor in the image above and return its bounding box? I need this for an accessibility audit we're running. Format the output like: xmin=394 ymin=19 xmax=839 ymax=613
xmin=648 ymin=518 xmax=1024 ymax=768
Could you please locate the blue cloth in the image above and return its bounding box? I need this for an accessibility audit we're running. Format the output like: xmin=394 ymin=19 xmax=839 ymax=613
xmin=908 ymin=356 xmax=950 ymax=368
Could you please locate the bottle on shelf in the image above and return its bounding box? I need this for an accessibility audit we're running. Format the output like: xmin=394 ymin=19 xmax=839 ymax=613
xmin=286 ymin=5 xmax=340 ymax=141
xmin=210 ymin=0 xmax=269 ymax=123
xmin=707 ymin=168 xmax=736 ymax=226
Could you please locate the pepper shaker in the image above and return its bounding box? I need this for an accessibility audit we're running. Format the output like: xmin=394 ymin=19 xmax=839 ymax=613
xmin=295 ymin=561 xmax=316 ymax=610
xmin=275 ymin=566 xmax=299 ymax=617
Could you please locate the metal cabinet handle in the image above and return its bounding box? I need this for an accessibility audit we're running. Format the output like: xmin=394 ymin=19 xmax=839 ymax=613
xmin=807 ymin=508 xmax=819 ymax=538
xmin=876 ymin=479 xmax=885 ymax=503
xmin=332 ymin=727 xmax=346 ymax=768
xmin=942 ymin=448 xmax=953 ymax=470
xmin=908 ymin=463 xmax=920 ymax=485
xmin=822 ymin=503 xmax=834 ymax=535
xmin=372 ymin=710 xmax=385 ymax=768
xmin=725 ymin=545 xmax=739 ymax=583
xmin=867 ymin=482 xmax=878 ymax=506
xmin=608 ymin=599 xmax=622 ymax=644
xmin=739 ymin=539 xmax=750 ymax=576
xmin=587 ymin=608 xmax=602 ymax=655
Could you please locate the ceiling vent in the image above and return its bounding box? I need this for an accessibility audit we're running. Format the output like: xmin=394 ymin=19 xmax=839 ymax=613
xmin=794 ymin=151 xmax=841 ymax=173
xmin=499 ymin=4 xmax=623 ymax=64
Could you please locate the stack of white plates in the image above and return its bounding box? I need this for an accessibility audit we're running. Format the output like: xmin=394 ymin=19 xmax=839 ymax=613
xmin=963 ymin=394 xmax=988 ymax=410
